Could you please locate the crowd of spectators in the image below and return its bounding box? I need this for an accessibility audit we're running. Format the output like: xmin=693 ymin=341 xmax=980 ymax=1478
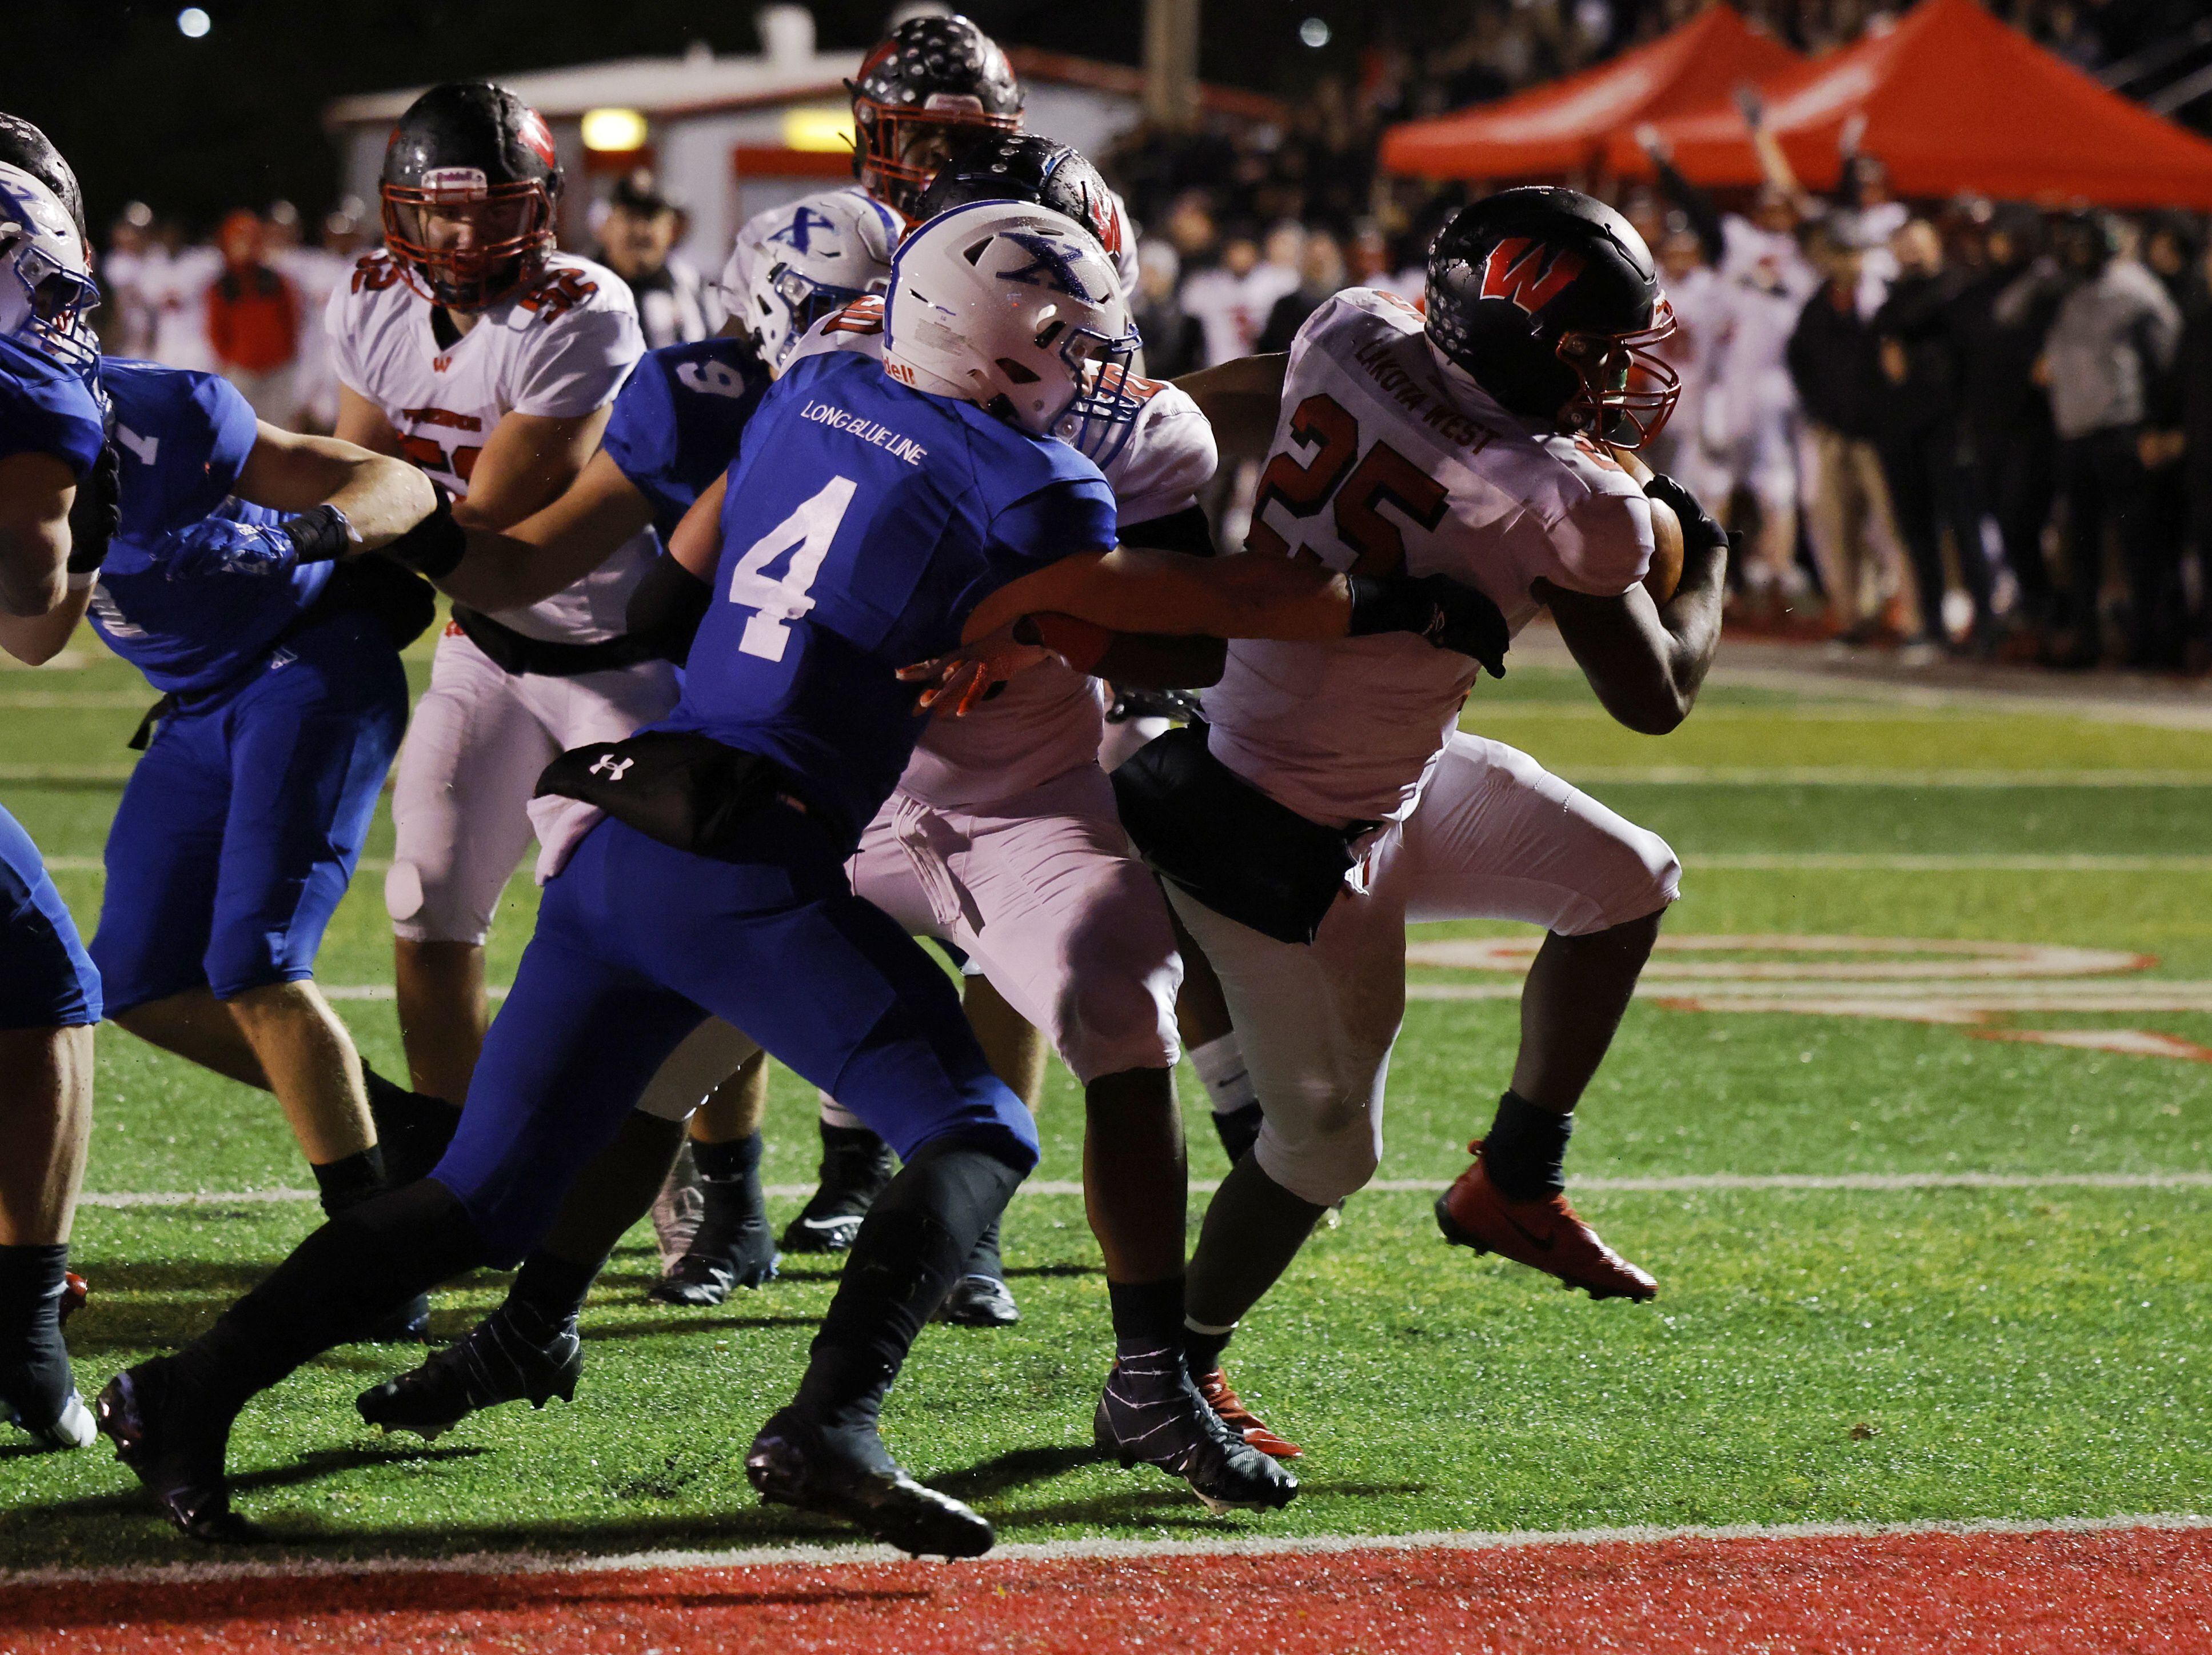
xmin=1103 ymin=0 xmax=2211 ymax=673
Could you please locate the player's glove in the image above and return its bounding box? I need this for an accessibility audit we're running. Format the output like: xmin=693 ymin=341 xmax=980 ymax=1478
xmin=64 ymin=439 xmax=121 ymax=586
xmin=157 ymin=505 xmax=358 ymax=581
xmin=1347 ymin=573 xmax=1510 ymax=677
xmin=1642 ymin=474 xmax=1727 ymax=559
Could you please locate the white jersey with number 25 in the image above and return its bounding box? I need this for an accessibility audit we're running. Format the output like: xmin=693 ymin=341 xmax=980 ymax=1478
xmin=1203 ymin=287 xmax=1654 ymax=829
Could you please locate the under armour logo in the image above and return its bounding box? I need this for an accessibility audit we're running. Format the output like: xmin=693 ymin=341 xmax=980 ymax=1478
xmin=1478 ymin=238 xmax=1586 ymax=316
xmin=589 ymin=754 xmax=634 ymax=781
xmin=771 ymin=206 xmax=839 ymax=255
xmin=994 ymin=231 xmax=1095 ymax=302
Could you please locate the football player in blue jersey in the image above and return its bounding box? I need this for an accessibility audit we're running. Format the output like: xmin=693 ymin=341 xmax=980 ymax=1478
xmin=97 ymin=202 xmax=1509 ymax=1553
xmin=0 ymin=140 xmax=112 ymax=1450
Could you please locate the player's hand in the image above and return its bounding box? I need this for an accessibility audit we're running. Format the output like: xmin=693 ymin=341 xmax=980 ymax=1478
xmin=1642 ymin=474 xmax=1726 ymax=559
xmin=156 ymin=517 xmax=300 ymax=581
xmin=899 ymin=625 xmax=1056 ymax=717
xmin=65 ymin=439 xmax=121 ymax=580
xmin=1346 ymin=574 xmax=1510 ymax=677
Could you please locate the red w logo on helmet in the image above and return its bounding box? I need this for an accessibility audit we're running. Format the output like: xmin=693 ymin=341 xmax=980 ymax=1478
xmin=1479 ymin=238 xmax=1585 ymax=315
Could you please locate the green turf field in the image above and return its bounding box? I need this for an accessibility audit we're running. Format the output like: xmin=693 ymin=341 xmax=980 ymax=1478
xmin=3 ymin=634 xmax=2209 ymax=1570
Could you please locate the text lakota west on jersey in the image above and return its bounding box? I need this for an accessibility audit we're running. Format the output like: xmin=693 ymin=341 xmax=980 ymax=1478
xmin=1348 ymin=330 xmax=1491 ymax=451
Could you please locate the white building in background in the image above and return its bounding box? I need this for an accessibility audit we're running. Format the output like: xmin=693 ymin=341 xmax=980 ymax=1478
xmin=322 ymin=5 xmax=1281 ymax=281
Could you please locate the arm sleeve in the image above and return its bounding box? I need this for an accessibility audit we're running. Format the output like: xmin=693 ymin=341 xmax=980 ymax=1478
xmin=513 ymin=303 xmax=646 ymax=419
xmin=986 ymin=475 xmax=1120 ymax=566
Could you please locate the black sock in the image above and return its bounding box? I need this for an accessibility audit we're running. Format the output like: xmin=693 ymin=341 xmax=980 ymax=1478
xmin=312 ymin=1146 xmax=388 ymax=1217
xmin=1107 ymin=1277 xmax=1184 ymax=1362
xmin=1183 ymin=1321 xmax=1233 ymax=1377
xmin=792 ymin=1137 xmax=1024 ymax=1430
xmin=1482 ymin=1090 xmax=1574 ymax=1200
xmin=168 ymin=1180 xmax=488 ymax=1419
xmin=362 ymin=1066 xmax=462 ymax=1187
xmin=693 ymin=1130 xmax=762 ymax=1187
xmin=506 ymin=1249 xmax=600 ymax=1331
xmin=960 ymin=1217 xmax=1004 ymax=1281
xmin=0 ymin=1244 xmax=74 ymax=1429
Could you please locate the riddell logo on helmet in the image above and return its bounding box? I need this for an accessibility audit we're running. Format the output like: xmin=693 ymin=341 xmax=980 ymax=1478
xmin=422 ymin=168 xmax=490 ymax=199
xmin=1479 ymin=238 xmax=1586 ymax=315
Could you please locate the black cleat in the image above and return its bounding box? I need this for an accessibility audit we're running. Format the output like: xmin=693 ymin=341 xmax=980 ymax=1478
xmin=95 ymin=1363 xmax=262 ymax=1544
xmin=650 ymin=1186 xmax=780 ymax=1308
xmin=1211 ymin=1101 xmax=1264 ymax=1165
xmin=745 ymin=1407 xmax=993 ymax=1558
xmin=935 ymin=1274 xmax=1020 ymax=1326
xmin=780 ymin=1124 xmax=896 ymax=1255
xmin=356 ymin=1304 xmax=581 ymax=1441
xmin=1094 ymin=1349 xmax=1299 ymax=1514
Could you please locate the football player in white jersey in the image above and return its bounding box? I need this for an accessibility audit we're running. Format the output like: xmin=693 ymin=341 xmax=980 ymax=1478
xmin=1107 ymin=189 xmax=1729 ymax=1418
xmin=328 ymin=83 xmax=665 ymax=1124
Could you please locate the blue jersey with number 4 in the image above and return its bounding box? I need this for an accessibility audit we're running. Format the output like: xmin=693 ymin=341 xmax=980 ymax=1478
xmin=598 ymin=334 xmax=774 ymax=542
xmin=659 ymin=348 xmax=1117 ymax=840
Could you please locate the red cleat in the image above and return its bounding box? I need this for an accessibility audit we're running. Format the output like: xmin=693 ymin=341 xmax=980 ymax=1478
xmin=1197 ymin=1368 xmax=1301 ymax=1460
xmin=59 ymin=1271 xmax=87 ymax=1323
xmin=1436 ymin=1144 xmax=1657 ymax=1302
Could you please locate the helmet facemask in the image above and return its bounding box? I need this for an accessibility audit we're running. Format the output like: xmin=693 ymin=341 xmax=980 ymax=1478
xmin=6 ymin=239 xmax=99 ymax=377
xmin=855 ymin=98 xmax=1020 ymax=217
xmin=1055 ymin=324 xmax=1144 ymax=467
xmin=381 ymin=173 xmax=553 ymax=310
xmin=1555 ymin=297 xmax=1680 ymax=450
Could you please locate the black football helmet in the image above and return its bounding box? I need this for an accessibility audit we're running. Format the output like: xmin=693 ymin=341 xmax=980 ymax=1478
xmin=0 ymin=114 xmax=83 ymax=241
xmin=913 ymin=130 xmax=1124 ymax=265
xmin=380 ymin=82 xmax=561 ymax=311
xmin=1425 ymin=187 xmax=1679 ymax=449
xmin=847 ymin=14 xmax=1023 ymax=217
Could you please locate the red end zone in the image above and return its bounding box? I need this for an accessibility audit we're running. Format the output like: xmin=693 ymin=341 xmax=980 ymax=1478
xmin=7 ymin=1523 xmax=2208 ymax=1654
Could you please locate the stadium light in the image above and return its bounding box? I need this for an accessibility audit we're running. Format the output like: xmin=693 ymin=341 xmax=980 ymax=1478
xmin=177 ymin=7 xmax=211 ymax=37
xmin=1300 ymin=16 xmax=1330 ymax=48
xmin=782 ymin=106 xmax=857 ymax=153
xmin=581 ymin=107 xmax=649 ymax=153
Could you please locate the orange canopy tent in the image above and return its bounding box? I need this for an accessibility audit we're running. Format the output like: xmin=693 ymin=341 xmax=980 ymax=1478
xmin=1603 ymin=0 xmax=2212 ymax=209
xmin=1379 ymin=5 xmax=1800 ymax=181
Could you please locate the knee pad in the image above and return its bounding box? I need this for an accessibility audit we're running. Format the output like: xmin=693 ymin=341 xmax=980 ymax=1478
xmin=385 ymin=857 xmax=493 ymax=946
xmin=1558 ymin=828 xmax=1682 ymax=937
xmin=1052 ymin=969 xmax=1181 ymax=1086
xmin=1251 ymin=1096 xmax=1382 ymax=1208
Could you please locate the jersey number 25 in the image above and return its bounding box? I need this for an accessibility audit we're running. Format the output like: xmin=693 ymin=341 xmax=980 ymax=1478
xmin=1248 ymin=393 xmax=1448 ymax=575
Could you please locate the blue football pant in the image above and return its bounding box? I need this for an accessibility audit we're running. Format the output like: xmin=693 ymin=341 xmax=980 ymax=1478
xmin=91 ymin=611 xmax=406 ymax=1013
xmin=0 ymin=802 xmax=100 ymax=1032
xmin=433 ymin=807 xmax=1038 ymax=1265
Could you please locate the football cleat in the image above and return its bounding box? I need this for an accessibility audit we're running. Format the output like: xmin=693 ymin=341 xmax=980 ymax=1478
xmin=1 ymin=1389 xmax=95 ymax=1450
xmin=59 ymin=1270 xmax=87 ymax=1322
xmin=1195 ymin=1368 xmax=1302 ymax=1460
xmin=1435 ymin=1145 xmax=1658 ymax=1302
xmin=650 ymin=1187 xmax=780 ymax=1308
xmin=355 ymin=1305 xmax=581 ymax=1440
xmin=649 ymin=1153 xmax=705 ymax=1272
xmin=935 ymin=1274 xmax=1020 ymax=1327
xmin=746 ymin=1406 xmax=994 ymax=1558
xmin=1095 ymin=1350 xmax=1299 ymax=1513
xmin=96 ymin=1362 xmax=261 ymax=1543
xmin=780 ymin=1124 xmax=896 ymax=1255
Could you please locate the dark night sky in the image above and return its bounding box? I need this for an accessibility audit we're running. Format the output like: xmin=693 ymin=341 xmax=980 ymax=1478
xmin=0 ymin=2 xmax=1409 ymax=234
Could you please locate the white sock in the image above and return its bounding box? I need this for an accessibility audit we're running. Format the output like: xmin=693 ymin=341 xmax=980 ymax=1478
xmin=1188 ymin=1034 xmax=1257 ymax=1116
xmin=817 ymin=1092 xmax=865 ymax=1131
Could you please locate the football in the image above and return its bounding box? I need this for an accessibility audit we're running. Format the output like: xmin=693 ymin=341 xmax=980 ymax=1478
xmin=1607 ymin=444 xmax=1682 ymax=604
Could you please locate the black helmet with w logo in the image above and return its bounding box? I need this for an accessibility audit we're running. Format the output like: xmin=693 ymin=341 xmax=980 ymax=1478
xmin=1425 ymin=187 xmax=1678 ymax=449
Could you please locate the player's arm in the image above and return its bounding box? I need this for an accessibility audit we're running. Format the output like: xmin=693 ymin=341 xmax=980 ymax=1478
xmin=334 ymin=385 xmax=405 ymax=457
xmin=1174 ymin=354 xmax=1288 ymax=457
xmin=618 ymin=473 xmax=724 ymax=664
xmin=424 ymin=451 xmax=656 ymax=612
xmin=449 ymin=407 xmax=613 ymax=533
xmin=0 ymin=449 xmax=94 ymax=663
xmin=231 ymin=423 xmax=437 ymax=550
xmin=1539 ymin=477 xmax=1726 ymax=737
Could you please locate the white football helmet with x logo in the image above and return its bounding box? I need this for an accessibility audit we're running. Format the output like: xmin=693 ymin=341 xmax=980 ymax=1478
xmin=882 ymin=200 xmax=1140 ymax=462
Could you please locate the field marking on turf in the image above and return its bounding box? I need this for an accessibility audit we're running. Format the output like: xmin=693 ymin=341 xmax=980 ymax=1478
xmin=5 ymin=1510 xmax=2206 ymax=1587
xmin=75 ymin=1170 xmax=2212 ymax=1209
xmin=1560 ymin=765 xmax=2212 ymax=786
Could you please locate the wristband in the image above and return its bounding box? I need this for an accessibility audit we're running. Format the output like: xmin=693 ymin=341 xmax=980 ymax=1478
xmin=281 ymin=503 xmax=360 ymax=565
xmin=382 ymin=482 xmax=466 ymax=579
xmin=1345 ymin=575 xmax=1428 ymax=638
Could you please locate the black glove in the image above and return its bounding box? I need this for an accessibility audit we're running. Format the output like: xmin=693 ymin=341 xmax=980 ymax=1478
xmin=1643 ymin=473 xmax=1727 ymax=558
xmin=1346 ymin=573 xmax=1510 ymax=677
xmin=379 ymin=479 xmax=466 ymax=579
xmin=65 ymin=439 xmax=121 ymax=579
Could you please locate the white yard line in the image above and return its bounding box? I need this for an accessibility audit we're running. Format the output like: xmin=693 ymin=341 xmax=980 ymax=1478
xmin=4 ymin=1510 xmax=2206 ymax=1586
xmin=1560 ymin=766 xmax=2212 ymax=786
xmin=76 ymin=1170 xmax=2212 ymax=1209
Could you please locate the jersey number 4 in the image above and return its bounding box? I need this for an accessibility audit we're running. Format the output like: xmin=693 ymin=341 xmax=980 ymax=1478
xmin=726 ymin=475 xmax=857 ymax=662
xmin=1248 ymin=393 xmax=1448 ymax=575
